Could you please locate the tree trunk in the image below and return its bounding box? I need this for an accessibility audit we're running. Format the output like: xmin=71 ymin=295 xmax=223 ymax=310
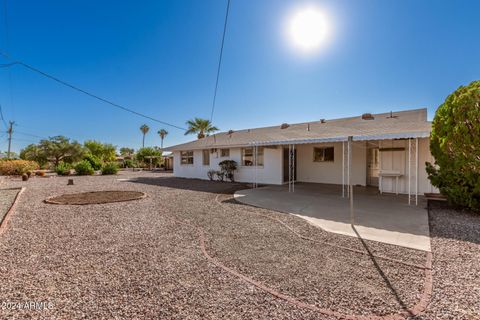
xmin=142 ymin=134 xmax=145 ymax=148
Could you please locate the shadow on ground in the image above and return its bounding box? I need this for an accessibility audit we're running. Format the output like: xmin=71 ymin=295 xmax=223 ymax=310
xmin=126 ymin=176 xmax=251 ymax=195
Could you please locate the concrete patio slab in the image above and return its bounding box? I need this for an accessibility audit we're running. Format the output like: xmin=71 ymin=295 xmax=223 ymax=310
xmin=234 ymin=183 xmax=431 ymax=251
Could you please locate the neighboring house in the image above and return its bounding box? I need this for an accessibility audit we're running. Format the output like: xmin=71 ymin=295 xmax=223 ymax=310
xmin=164 ymin=108 xmax=437 ymax=195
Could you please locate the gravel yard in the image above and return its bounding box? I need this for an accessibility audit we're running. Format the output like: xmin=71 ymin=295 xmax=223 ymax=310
xmin=0 ymin=171 xmax=477 ymax=319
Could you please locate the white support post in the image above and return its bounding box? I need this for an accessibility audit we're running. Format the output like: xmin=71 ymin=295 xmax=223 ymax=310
xmin=288 ymin=144 xmax=291 ymax=192
xmin=408 ymin=139 xmax=411 ymax=205
xmin=348 ymin=136 xmax=354 ymax=226
xmin=342 ymin=141 xmax=345 ymax=198
xmin=347 ymin=139 xmax=351 ymax=198
xmin=253 ymin=144 xmax=258 ymax=189
xmin=415 ymin=138 xmax=419 ymax=206
xmin=292 ymin=144 xmax=296 ymax=192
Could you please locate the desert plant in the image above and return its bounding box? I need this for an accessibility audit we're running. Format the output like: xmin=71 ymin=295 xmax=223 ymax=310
xmin=55 ymin=162 xmax=72 ymax=176
xmin=219 ymin=160 xmax=238 ymax=182
xmin=158 ymin=129 xmax=168 ymax=149
xmin=185 ymin=118 xmax=219 ymax=139
xmin=84 ymin=140 xmax=117 ymax=162
xmin=0 ymin=160 xmax=40 ymax=176
xmin=124 ymin=159 xmax=134 ymax=168
xmin=101 ymin=162 xmax=119 ymax=175
xmin=207 ymin=169 xmax=217 ymax=181
xmin=426 ymin=80 xmax=480 ymax=210
xmin=83 ymin=154 xmax=103 ymax=171
xmin=216 ymin=170 xmax=225 ymax=182
xmin=74 ymin=160 xmax=95 ymax=176
xmin=140 ymin=124 xmax=150 ymax=148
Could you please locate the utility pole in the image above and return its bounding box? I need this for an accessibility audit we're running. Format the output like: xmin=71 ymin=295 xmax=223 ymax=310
xmin=7 ymin=121 xmax=14 ymax=159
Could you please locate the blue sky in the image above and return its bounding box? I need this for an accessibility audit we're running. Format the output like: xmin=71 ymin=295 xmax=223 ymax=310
xmin=0 ymin=0 xmax=479 ymax=152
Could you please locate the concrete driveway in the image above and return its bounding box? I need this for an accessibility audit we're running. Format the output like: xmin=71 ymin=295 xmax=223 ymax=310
xmin=234 ymin=183 xmax=431 ymax=251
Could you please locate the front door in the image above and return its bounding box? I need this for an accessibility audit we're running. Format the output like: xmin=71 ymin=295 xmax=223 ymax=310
xmin=283 ymin=148 xmax=297 ymax=183
xmin=367 ymin=148 xmax=380 ymax=186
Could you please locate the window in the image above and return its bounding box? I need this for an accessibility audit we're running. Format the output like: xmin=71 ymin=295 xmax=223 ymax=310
xmin=242 ymin=147 xmax=264 ymax=166
xmin=180 ymin=151 xmax=194 ymax=165
xmin=202 ymin=150 xmax=210 ymax=166
xmin=313 ymin=147 xmax=334 ymax=162
xmin=220 ymin=148 xmax=230 ymax=157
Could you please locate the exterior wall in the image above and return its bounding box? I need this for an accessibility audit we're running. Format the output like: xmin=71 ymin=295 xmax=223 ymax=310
xmin=377 ymin=137 xmax=436 ymax=194
xmin=172 ymin=138 xmax=437 ymax=194
xmin=173 ymin=147 xmax=283 ymax=185
xmin=296 ymin=141 xmax=367 ymax=186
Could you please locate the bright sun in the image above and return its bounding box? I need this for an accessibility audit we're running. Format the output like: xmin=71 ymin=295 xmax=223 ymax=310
xmin=287 ymin=6 xmax=329 ymax=53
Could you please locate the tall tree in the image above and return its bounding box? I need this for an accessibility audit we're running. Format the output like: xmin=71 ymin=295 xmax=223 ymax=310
xmin=426 ymin=80 xmax=480 ymax=210
xmin=22 ymin=136 xmax=85 ymax=166
xmin=140 ymin=124 xmax=150 ymax=148
xmin=119 ymin=147 xmax=134 ymax=157
xmin=185 ymin=118 xmax=219 ymax=139
xmin=84 ymin=140 xmax=117 ymax=161
xmin=157 ymin=129 xmax=168 ymax=149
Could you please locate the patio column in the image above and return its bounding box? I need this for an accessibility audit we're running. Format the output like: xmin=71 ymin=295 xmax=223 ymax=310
xmin=254 ymin=143 xmax=258 ymax=189
xmin=288 ymin=144 xmax=292 ymax=192
xmin=416 ymin=137 xmax=419 ymax=206
xmin=408 ymin=139 xmax=411 ymax=205
xmin=342 ymin=141 xmax=345 ymax=198
xmin=291 ymin=144 xmax=296 ymax=192
xmin=348 ymin=136 xmax=354 ymax=226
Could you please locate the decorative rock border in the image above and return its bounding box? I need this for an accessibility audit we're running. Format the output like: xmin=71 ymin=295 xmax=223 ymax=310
xmin=0 ymin=187 xmax=26 ymax=236
xmin=44 ymin=190 xmax=147 ymax=205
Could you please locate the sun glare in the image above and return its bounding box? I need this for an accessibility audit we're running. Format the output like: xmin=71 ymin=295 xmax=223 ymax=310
xmin=287 ymin=6 xmax=329 ymax=54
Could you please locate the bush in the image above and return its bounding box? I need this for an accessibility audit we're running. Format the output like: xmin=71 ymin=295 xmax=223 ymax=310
xmin=207 ymin=169 xmax=216 ymax=181
xmin=74 ymin=160 xmax=95 ymax=175
xmin=0 ymin=160 xmax=39 ymax=175
xmin=426 ymin=80 xmax=480 ymax=210
xmin=219 ymin=160 xmax=238 ymax=182
xmin=55 ymin=162 xmax=72 ymax=176
xmin=124 ymin=159 xmax=135 ymax=168
xmin=83 ymin=154 xmax=103 ymax=170
xmin=101 ymin=162 xmax=119 ymax=175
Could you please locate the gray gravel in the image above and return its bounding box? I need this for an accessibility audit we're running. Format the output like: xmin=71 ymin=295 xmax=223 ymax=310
xmin=416 ymin=207 xmax=480 ymax=320
xmin=0 ymin=172 xmax=476 ymax=319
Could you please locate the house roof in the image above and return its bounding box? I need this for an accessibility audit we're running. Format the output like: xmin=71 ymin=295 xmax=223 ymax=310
xmin=164 ymin=108 xmax=431 ymax=151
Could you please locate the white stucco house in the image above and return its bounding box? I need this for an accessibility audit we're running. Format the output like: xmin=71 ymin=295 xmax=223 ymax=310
xmin=164 ymin=108 xmax=437 ymax=198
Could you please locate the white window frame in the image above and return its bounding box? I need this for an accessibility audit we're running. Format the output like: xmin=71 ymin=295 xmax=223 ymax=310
xmin=220 ymin=148 xmax=230 ymax=157
xmin=180 ymin=151 xmax=194 ymax=165
xmin=202 ymin=149 xmax=210 ymax=166
xmin=313 ymin=146 xmax=334 ymax=162
xmin=241 ymin=147 xmax=264 ymax=166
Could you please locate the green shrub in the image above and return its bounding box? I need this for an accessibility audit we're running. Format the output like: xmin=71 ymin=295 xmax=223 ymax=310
xmin=55 ymin=162 xmax=72 ymax=176
xmin=0 ymin=160 xmax=40 ymax=175
xmin=426 ymin=80 xmax=480 ymax=210
xmin=74 ymin=160 xmax=95 ymax=175
xmin=101 ymin=162 xmax=119 ymax=175
xmin=83 ymin=154 xmax=103 ymax=171
xmin=219 ymin=160 xmax=238 ymax=182
xmin=124 ymin=159 xmax=134 ymax=168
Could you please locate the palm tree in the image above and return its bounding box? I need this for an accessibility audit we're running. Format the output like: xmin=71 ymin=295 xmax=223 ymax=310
xmin=140 ymin=124 xmax=150 ymax=148
xmin=157 ymin=129 xmax=168 ymax=149
xmin=185 ymin=118 xmax=219 ymax=139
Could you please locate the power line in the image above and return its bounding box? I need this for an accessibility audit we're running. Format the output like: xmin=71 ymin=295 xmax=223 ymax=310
xmin=210 ymin=0 xmax=231 ymax=123
xmin=0 ymin=102 xmax=7 ymax=128
xmin=0 ymin=51 xmax=187 ymax=131
xmin=13 ymin=130 xmax=46 ymax=139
